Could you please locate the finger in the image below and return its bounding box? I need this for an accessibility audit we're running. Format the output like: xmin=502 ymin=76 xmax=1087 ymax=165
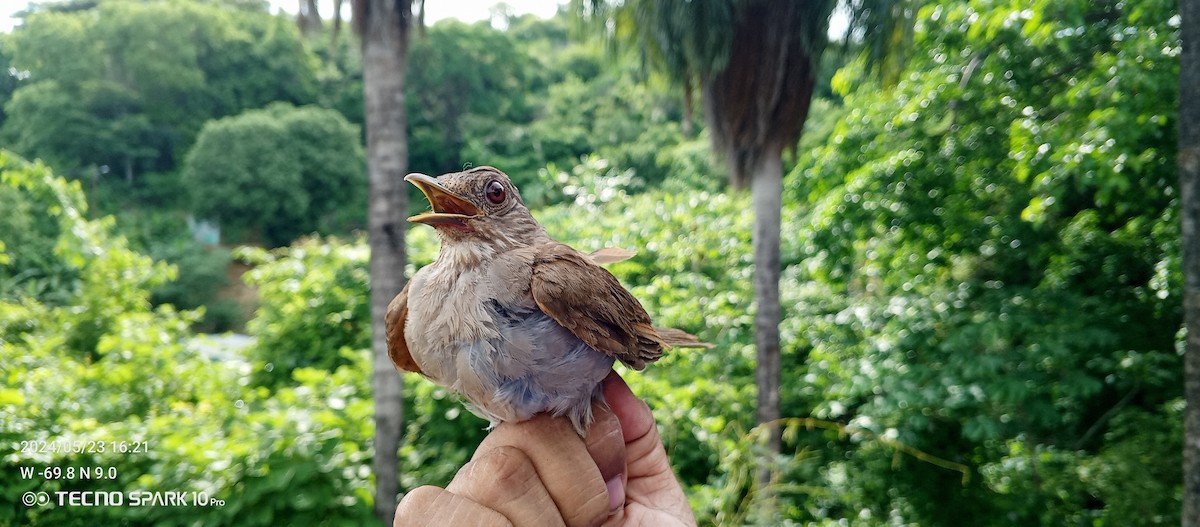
xmin=601 ymin=372 xmax=672 ymax=479
xmin=394 ymin=485 xmax=512 ymax=527
xmin=601 ymin=371 xmax=655 ymax=444
xmin=448 ymin=446 xmax=566 ymax=527
xmin=600 ymin=372 xmax=697 ymax=524
xmin=479 ymin=415 xmax=610 ymax=527
xmin=583 ymin=399 xmax=627 ymax=512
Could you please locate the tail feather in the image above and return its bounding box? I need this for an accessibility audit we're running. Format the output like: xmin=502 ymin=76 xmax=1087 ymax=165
xmin=653 ymin=326 xmax=715 ymax=348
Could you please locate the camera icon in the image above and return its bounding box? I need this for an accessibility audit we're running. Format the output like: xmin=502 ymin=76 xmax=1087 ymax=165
xmin=21 ymin=491 xmax=50 ymax=507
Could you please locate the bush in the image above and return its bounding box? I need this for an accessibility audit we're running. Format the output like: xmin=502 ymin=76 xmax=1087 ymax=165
xmin=241 ymin=238 xmax=371 ymax=388
xmin=0 ymin=173 xmax=71 ymax=305
xmin=0 ymin=152 xmax=377 ymax=526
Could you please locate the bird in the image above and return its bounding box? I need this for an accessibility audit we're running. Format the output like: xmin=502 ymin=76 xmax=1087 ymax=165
xmin=386 ymin=165 xmax=709 ymax=434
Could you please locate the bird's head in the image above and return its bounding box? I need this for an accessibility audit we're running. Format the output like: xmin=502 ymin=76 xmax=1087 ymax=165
xmin=405 ymin=166 xmax=544 ymax=249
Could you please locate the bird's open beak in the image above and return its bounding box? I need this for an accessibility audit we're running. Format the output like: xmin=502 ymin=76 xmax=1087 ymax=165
xmin=405 ymin=173 xmax=482 ymax=226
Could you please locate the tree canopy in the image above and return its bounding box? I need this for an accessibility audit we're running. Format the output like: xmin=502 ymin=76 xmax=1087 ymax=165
xmin=183 ymin=103 xmax=365 ymax=246
xmin=2 ymin=1 xmax=318 ymax=184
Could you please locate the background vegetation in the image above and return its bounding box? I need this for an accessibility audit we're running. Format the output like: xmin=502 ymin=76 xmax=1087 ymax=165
xmin=0 ymin=0 xmax=1185 ymax=524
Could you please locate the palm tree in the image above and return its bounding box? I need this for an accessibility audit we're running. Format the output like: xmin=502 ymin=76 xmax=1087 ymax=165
xmin=351 ymin=0 xmax=420 ymax=522
xmin=580 ymin=0 xmax=909 ymax=470
xmin=296 ymin=0 xmax=322 ymax=35
xmin=1180 ymin=0 xmax=1200 ymax=523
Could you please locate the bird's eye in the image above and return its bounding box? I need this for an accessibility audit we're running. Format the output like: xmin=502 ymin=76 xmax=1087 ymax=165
xmin=486 ymin=180 xmax=506 ymax=204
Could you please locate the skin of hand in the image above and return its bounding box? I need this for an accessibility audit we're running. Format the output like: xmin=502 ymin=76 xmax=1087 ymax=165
xmin=394 ymin=371 xmax=696 ymax=527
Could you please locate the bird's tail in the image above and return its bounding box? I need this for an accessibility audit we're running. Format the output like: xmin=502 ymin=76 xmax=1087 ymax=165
xmin=654 ymin=326 xmax=715 ymax=348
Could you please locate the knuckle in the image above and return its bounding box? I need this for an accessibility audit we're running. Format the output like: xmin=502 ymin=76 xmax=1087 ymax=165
xmin=470 ymin=446 xmax=538 ymax=500
xmin=481 ymin=446 xmax=537 ymax=485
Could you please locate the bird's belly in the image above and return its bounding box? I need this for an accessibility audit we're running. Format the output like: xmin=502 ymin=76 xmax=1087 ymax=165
xmin=428 ymin=307 xmax=615 ymax=427
xmin=487 ymin=311 xmax=615 ymax=421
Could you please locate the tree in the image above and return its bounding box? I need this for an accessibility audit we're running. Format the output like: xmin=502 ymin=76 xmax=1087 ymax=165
xmin=406 ymin=21 xmax=536 ymax=175
xmin=1182 ymin=0 xmax=1200 ymax=521
xmin=582 ymin=0 xmax=881 ymax=472
xmin=184 ymin=112 xmax=307 ymax=244
xmin=183 ymin=103 xmax=365 ymax=247
xmin=0 ymin=31 xmax=24 ymax=128
xmin=351 ymin=0 xmax=419 ymax=522
xmin=273 ymin=104 xmax=368 ymax=234
xmin=794 ymin=0 xmax=1181 ymax=522
xmin=297 ymin=0 xmax=322 ymax=35
xmin=706 ymin=2 xmax=834 ymax=467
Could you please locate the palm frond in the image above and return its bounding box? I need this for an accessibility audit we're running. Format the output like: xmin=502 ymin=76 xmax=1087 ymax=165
xmin=842 ymin=0 xmax=918 ymax=85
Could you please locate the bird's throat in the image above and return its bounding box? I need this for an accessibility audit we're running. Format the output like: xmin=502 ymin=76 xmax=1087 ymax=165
xmin=437 ymin=239 xmax=497 ymax=269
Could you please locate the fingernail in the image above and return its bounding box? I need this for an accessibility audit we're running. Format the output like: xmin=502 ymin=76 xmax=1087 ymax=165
xmin=605 ymin=475 xmax=625 ymax=512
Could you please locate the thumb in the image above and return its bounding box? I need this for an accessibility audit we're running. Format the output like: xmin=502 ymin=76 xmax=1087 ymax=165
xmin=601 ymin=371 xmax=656 ymax=446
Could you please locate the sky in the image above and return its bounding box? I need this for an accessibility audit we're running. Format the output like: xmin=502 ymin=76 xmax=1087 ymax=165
xmin=0 ymin=0 xmax=566 ymax=33
xmin=0 ymin=0 xmax=850 ymax=47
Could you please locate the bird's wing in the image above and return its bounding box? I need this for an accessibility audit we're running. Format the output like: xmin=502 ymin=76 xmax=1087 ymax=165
xmin=530 ymin=243 xmax=664 ymax=370
xmin=385 ymin=282 xmax=425 ymax=375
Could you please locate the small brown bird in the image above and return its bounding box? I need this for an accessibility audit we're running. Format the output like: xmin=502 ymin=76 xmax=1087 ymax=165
xmin=386 ymin=166 xmax=708 ymax=433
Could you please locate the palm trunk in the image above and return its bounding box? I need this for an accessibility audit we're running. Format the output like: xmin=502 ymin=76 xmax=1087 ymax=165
xmin=682 ymin=76 xmax=694 ymax=137
xmin=330 ymin=0 xmax=344 ymax=53
xmin=751 ymin=150 xmax=783 ymax=483
xmin=357 ymin=1 xmax=411 ymax=523
xmin=1181 ymin=0 xmax=1200 ymax=523
xmin=298 ymin=0 xmax=322 ymax=35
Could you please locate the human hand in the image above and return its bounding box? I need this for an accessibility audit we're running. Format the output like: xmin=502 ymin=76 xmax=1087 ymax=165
xmin=394 ymin=371 xmax=696 ymax=527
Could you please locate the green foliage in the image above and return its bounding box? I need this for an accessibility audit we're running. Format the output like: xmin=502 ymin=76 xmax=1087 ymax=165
xmin=0 ymin=41 xmax=18 ymax=126
xmin=0 ymin=174 xmax=68 ymax=303
xmin=148 ymin=241 xmax=237 ymax=332
xmin=0 ymin=151 xmax=173 ymax=356
xmin=401 ymin=14 xmax=693 ymax=208
xmin=113 ymin=209 xmax=244 ymax=333
xmin=407 ymin=21 xmax=538 ymax=174
xmin=787 ymin=0 xmax=1182 ymax=522
xmin=2 ymin=315 xmax=380 ymax=526
xmin=524 ymin=65 xmax=685 ymax=188
xmin=2 ymin=0 xmax=319 ymax=188
xmin=242 ymin=238 xmax=371 ymax=387
xmin=1 ymin=80 xmax=115 ymax=174
xmin=0 ymin=152 xmax=377 ymax=526
xmin=183 ymin=103 xmax=365 ymax=247
xmin=183 ymin=109 xmax=307 ymax=245
xmin=540 ymin=155 xmax=643 ymax=208
xmin=278 ymin=105 xmax=367 ymax=234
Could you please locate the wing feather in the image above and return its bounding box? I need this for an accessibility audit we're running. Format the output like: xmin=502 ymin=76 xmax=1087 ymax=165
xmin=530 ymin=244 xmax=664 ymax=370
xmin=385 ymin=282 xmax=425 ymax=375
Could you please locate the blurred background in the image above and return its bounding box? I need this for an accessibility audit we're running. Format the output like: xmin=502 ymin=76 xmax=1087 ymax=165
xmin=0 ymin=0 xmax=1186 ymax=525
